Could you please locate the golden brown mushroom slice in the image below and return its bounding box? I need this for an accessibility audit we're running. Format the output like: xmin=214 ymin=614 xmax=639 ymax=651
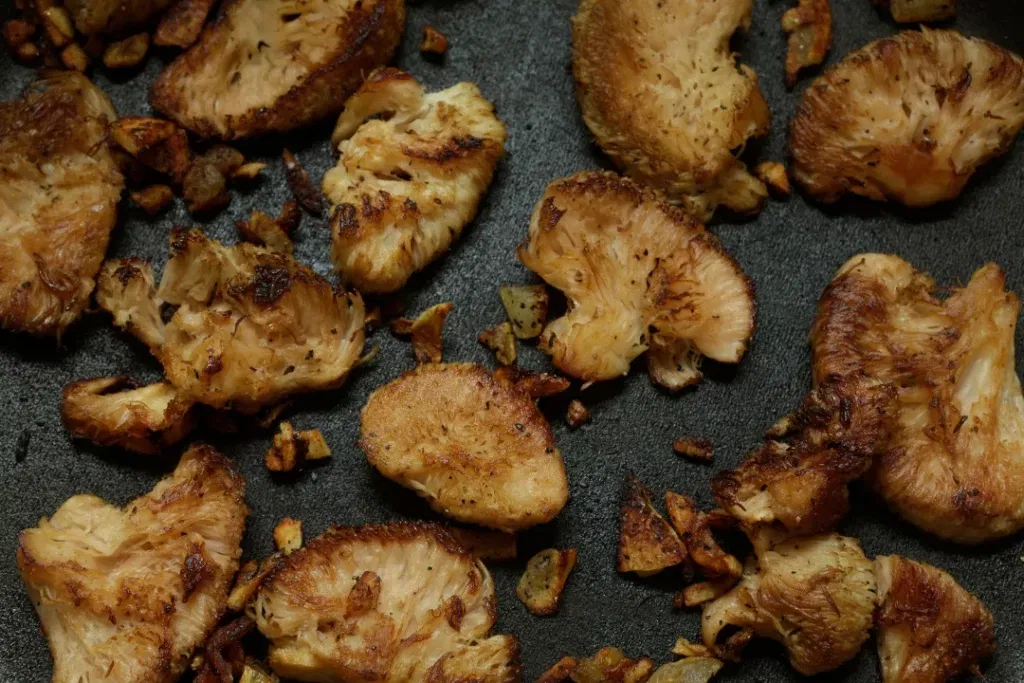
xmin=17 ymin=444 xmax=248 ymax=683
xmin=324 ymin=68 xmax=507 ymax=293
xmin=812 ymin=254 xmax=1024 ymax=543
xmin=150 ymin=0 xmax=406 ymax=139
xmin=572 ymin=0 xmax=770 ymax=220
xmin=790 ymin=30 xmax=1024 ymax=206
xmin=875 ymin=555 xmax=995 ymax=683
xmin=252 ymin=523 xmax=520 ymax=682
xmin=0 ymin=72 xmax=123 ymax=336
xmin=618 ymin=474 xmax=686 ymax=577
xmin=61 ymin=377 xmax=195 ymax=454
xmin=702 ymin=533 xmax=876 ymax=676
xmin=359 ymin=363 xmax=568 ymax=531
xmin=96 ymin=229 xmax=366 ymax=413
xmin=518 ymin=172 xmax=755 ymax=389
xmin=516 ymin=548 xmax=577 ymax=616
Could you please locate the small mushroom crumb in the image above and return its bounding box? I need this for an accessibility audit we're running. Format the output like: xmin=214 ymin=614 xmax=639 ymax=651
xmin=13 ymin=41 xmax=40 ymax=64
xmin=41 ymin=7 xmax=74 ymax=48
xmin=236 ymin=201 xmax=300 ymax=255
xmin=3 ymin=19 xmax=35 ymax=52
xmin=516 ymin=548 xmax=577 ymax=616
xmin=273 ymin=517 xmax=303 ymax=555
xmin=539 ymin=648 xmax=654 ymax=683
xmin=199 ymin=144 xmax=245 ymax=177
xmin=420 ymin=24 xmax=449 ymax=55
xmin=478 ymin=321 xmax=517 ymax=365
xmin=566 ymin=400 xmax=590 ymax=429
xmin=618 ymin=473 xmax=685 ymax=576
xmin=675 ymin=577 xmax=736 ymax=608
xmin=499 ymin=285 xmax=549 ymax=339
xmin=130 ymin=185 xmax=174 ymax=216
xmin=231 ymin=161 xmax=267 ymax=181
xmin=60 ymin=43 xmax=89 ymax=72
xmin=226 ymin=554 xmax=280 ymax=611
xmin=182 ymin=159 xmax=228 ymax=214
xmin=102 ymin=33 xmax=149 ymax=69
xmin=154 ymin=0 xmax=217 ymax=48
xmin=238 ymin=660 xmax=279 ymax=683
xmin=391 ymin=302 xmax=453 ymax=364
xmin=282 ymin=148 xmax=324 ymax=216
xmin=673 ymin=436 xmax=713 ymax=463
xmin=755 ymin=161 xmax=792 ymax=196
xmin=672 ymin=637 xmax=715 ymax=659
xmin=265 ymin=422 xmax=331 ymax=472
xmin=537 ymin=656 xmax=577 ymax=683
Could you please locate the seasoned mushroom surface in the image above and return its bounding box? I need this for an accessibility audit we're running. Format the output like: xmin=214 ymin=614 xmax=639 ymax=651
xmin=253 ymin=523 xmax=520 ymax=682
xmin=790 ymin=29 xmax=1024 ymax=206
xmin=17 ymin=444 xmax=248 ymax=683
xmin=572 ymin=0 xmax=770 ymax=219
xmin=324 ymin=68 xmax=507 ymax=293
xmin=702 ymin=533 xmax=877 ymax=676
xmin=97 ymin=230 xmax=366 ymax=413
xmin=150 ymin=0 xmax=406 ymax=139
xmin=875 ymin=555 xmax=996 ymax=683
xmin=0 ymin=72 xmax=123 ymax=336
xmin=359 ymin=363 xmax=568 ymax=531
xmin=518 ymin=171 xmax=754 ymax=389
xmin=812 ymin=254 xmax=1024 ymax=543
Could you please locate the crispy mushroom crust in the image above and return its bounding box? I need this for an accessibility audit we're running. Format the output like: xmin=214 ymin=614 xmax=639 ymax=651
xmin=17 ymin=444 xmax=248 ymax=683
xmin=97 ymin=229 xmax=366 ymax=413
xmin=324 ymin=68 xmax=507 ymax=293
xmin=252 ymin=522 xmax=520 ymax=682
xmin=518 ymin=171 xmax=755 ymax=389
xmin=359 ymin=363 xmax=568 ymax=532
xmin=875 ymin=555 xmax=996 ymax=683
xmin=571 ymin=0 xmax=770 ymax=219
xmin=812 ymin=254 xmax=1024 ymax=543
xmin=618 ymin=474 xmax=685 ymax=577
xmin=790 ymin=29 xmax=1024 ymax=206
xmin=0 ymin=72 xmax=123 ymax=336
xmin=150 ymin=0 xmax=406 ymax=139
xmin=702 ymin=533 xmax=877 ymax=676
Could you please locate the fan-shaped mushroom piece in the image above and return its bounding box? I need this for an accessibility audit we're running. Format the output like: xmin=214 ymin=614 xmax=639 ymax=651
xmin=0 ymin=72 xmax=123 ymax=336
xmin=17 ymin=444 xmax=248 ymax=683
xmin=150 ymin=0 xmax=406 ymax=139
xmin=790 ymin=29 xmax=1024 ymax=206
xmin=812 ymin=254 xmax=1024 ymax=543
xmin=252 ymin=523 xmax=520 ymax=682
xmin=572 ymin=0 xmax=770 ymax=219
xmin=359 ymin=363 xmax=568 ymax=532
xmin=324 ymin=68 xmax=507 ymax=293
xmin=518 ymin=171 xmax=755 ymax=389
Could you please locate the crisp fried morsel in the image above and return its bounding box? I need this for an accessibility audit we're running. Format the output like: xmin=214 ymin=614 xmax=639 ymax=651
xmin=520 ymin=172 xmax=755 ymax=390
xmin=516 ymin=548 xmax=577 ymax=616
xmin=3 ymin=18 xmax=35 ymax=50
xmin=754 ymin=161 xmax=791 ymax=196
xmin=154 ymin=0 xmax=217 ymax=48
xmin=618 ymin=474 xmax=685 ymax=576
xmin=566 ymin=399 xmax=590 ymax=429
xmin=265 ymin=422 xmax=331 ymax=472
xmin=131 ymin=184 xmax=175 ymax=215
xmin=494 ymin=365 xmax=572 ymax=400
xmin=812 ymin=254 xmax=1024 ymax=543
xmin=239 ymin=660 xmax=280 ymax=683
xmin=420 ymin=24 xmax=448 ymax=55
xmin=64 ymin=0 xmax=174 ymax=35
xmin=664 ymin=492 xmax=741 ymax=580
xmin=232 ymin=161 xmax=267 ymax=181
xmin=648 ymin=658 xmax=723 ymax=683
xmin=499 ymin=284 xmax=549 ymax=340
xmin=712 ymin=374 xmax=897 ymax=539
xmin=877 ymin=0 xmax=955 ymax=23
xmin=391 ymin=301 xmax=453 ymax=364
xmin=111 ymin=116 xmax=192 ymax=183
xmin=325 ymin=68 xmax=507 ymax=293
xmin=236 ymin=201 xmax=300 ymax=255
xmin=182 ymin=159 xmax=229 ymax=214
xmin=13 ymin=40 xmax=41 ymax=64
xmin=253 ymin=523 xmax=520 ymax=682
xmin=538 ymin=656 xmax=578 ymax=683
xmin=702 ymin=533 xmax=876 ymax=675
xmin=563 ymin=648 xmax=655 ymax=683
xmin=673 ymin=437 xmax=713 ymax=463
xmin=61 ymin=377 xmax=194 ymax=454
xmin=790 ymin=30 xmax=1024 ymax=206
xmin=479 ymin=321 xmax=517 ymax=365
xmin=875 ymin=555 xmax=995 ymax=683
xmin=227 ymin=553 xmax=281 ymax=612
xmin=18 ymin=444 xmax=248 ymax=683
xmin=572 ymin=0 xmax=770 ymax=219
xmin=282 ymin=149 xmax=324 ymax=216
xmin=448 ymin=527 xmax=518 ymax=562
xmin=677 ymin=578 xmax=738 ymax=609
xmin=97 ymin=230 xmax=366 ymax=413
xmin=273 ymin=518 xmax=303 ymax=555
xmin=150 ymin=0 xmax=405 ymax=140
xmin=360 ymin=363 xmax=569 ymax=531
xmin=40 ymin=6 xmax=75 ymax=47
xmin=0 ymin=72 xmax=123 ymax=336
xmin=102 ymin=32 xmax=149 ymax=68
xmin=782 ymin=0 xmax=831 ymax=87
xmin=61 ymin=43 xmax=90 ymax=71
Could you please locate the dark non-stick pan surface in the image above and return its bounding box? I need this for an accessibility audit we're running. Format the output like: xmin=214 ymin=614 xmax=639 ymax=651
xmin=1 ymin=1 xmax=1023 ymax=680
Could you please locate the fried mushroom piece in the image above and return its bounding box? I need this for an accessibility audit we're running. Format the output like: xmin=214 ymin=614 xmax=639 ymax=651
xmin=18 ymin=444 xmax=248 ymax=683
xmin=812 ymin=254 xmax=1024 ymax=543
xmin=154 ymin=0 xmax=218 ymax=48
xmin=518 ymin=172 xmax=755 ymax=389
xmin=97 ymin=229 xmax=366 ymax=413
xmin=61 ymin=377 xmax=195 ymax=454
xmin=572 ymin=0 xmax=770 ymax=219
xmin=359 ymin=363 xmax=568 ymax=531
xmin=150 ymin=0 xmax=406 ymax=139
xmin=618 ymin=474 xmax=686 ymax=576
xmin=790 ymin=30 xmax=1024 ymax=206
xmin=702 ymin=533 xmax=876 ymax=676
xmin=252 ymin=523 xmax=520 ymax=682
xmin=516 ymin=548 xmax=577 ymax=616
xmin=875 ymin=555 xmax=995 ymax=683
xmin=664 ymin=492 xmax=742 ymax=583
xmin=64 ymin=0 xmax=174 ymax=35
xmin=325 ymin=68 xmax=507 ymax=293
xmin=540 ymin=648 xmax=654 ymax=683
xmin=390 ymin=301 xmax=453 ymax=364
xmin=876 ymin=0 xmax=955 ymax=23
xmin=265 ymin=422 xmax=331 ymax=472
xmin=782 ymin=0 xmax=831 ymax=87
xmin=711 ymin=374 xmax=897 ymax=539
xmin=0 ymin=72 xmax=123 ymax=336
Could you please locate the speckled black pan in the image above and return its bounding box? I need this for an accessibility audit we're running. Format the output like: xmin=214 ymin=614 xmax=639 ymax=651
xmin=1 ymin=1 xmax=1022 ymax=680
